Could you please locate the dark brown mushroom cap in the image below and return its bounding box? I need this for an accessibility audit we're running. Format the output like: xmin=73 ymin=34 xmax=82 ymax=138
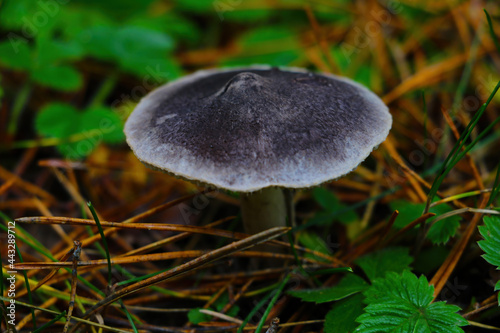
xmin=125 ymin=66 xmax=392 ymax=192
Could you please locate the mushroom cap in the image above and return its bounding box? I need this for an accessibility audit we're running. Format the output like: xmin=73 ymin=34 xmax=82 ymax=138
xmin=125 ymin=66 xmax=392 ymax=192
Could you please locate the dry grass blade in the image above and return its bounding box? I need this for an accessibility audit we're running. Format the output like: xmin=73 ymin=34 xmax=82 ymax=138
xmin=198 ymin=309 xmax=243 ymax=324
xmin=24 ymin=240 xmax=76 ymax=294
xmin=15 ymin=216 xmax=248 ymax=240
xmin=69 ymin=227 xmax=290 ymax=331
xmin=0 ymin=165 xmax=55 ymax=203
xmin=431 ymin=195 xmax=490 ymax=298
xmin=48 ymin=191 xmax=207 ymax=259
xmin=12 ymin=249 xmax=324 ymax=270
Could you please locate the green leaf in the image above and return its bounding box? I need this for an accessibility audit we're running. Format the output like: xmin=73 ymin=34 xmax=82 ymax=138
xmin=54 ymin=7 xmax=112 ymax=41
xmin=356 ymin=270 xmax=468 ymax=333
xmin=311 ymin=187 xmax=358 ymax=224
xmin=0 ymin=0 xmax=38 ymax=30
xmin=478 ymin=216 xmax=500 ymax=268
xmin=79 ymin=25 xmax=117 ymax=60
xmin=31 ymin=64 xmax=83 ymax=91
xmin=389 ymin=200 xmax=461 ymax=244
xmin=71 ymin=0 xmax=156 ymax=20
xmin=36 ymin=103 xmax=79 ymax=138
xmin=119 ymin=56 xmax=182 ymax=82
xmin=355 ymin=247 xmax=413 ymax=282
xmin=187 ymin=308 xmax=211 ymax=325
xmin=80 ymin=25 xmax=178 ymax=80
xmin=80 ymin=108 xmax=125 ymax=143
xmin=127 ymin=13 xmax=201 ymax=46
xmin=288 ymin=274 xmax=368 ymax=303
xmin=0 ymin=40 xmax=31 ymax=70
xmin=425 ymin=204 xmax=461 ymax=244
xmin=314 ymin=187 xmax=339 ymax=211
xmin=325 ymin=293 xmax=364 ymax=333
xmin=112 ymin=26 xmax=174 ymax=60
xmin=36 ymin=37 xmax=84 ymax=65
xmin=478 ymin=216 xmax=500 ymax=304
xmin=35 ymin=104 xmax=124 ymax=159
xmin=172 ymin=0 xmax=214 ymax=13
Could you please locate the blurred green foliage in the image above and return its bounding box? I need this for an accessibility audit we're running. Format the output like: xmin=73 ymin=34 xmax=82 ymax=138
xmin=0 ymin=0 xmax=363 ymax=158
xmin=0 ymin=0 xmax=357 ymax=157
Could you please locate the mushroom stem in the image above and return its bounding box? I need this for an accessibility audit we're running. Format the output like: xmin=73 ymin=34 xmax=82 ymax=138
xmin=241 ymin=187 xmax=287 ymax=235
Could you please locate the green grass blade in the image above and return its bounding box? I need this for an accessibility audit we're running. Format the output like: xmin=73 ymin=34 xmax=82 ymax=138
xmin=254 ymin=274 xmax=291 ymax=333
xmin=237 ymin=286 xmax=277 ymax=333
xmin=87 ymin=202 xmax=142 ymax=328
xmin=119 ymin=299 xmax=139 ymax=333
xmin=1 ymin=212 xmax=37 ymax=328
xmin=15 ymin=243 xmax=37 ymax=329
xmin=32 ymin=311 xmax=66 ymax=333
xmin=484 ymin=9 xmax=500 ymax=53
xmin=425 ymin=81 xmax=500 ymax=212
xmin=87 ymin=201 xmax=113 ymax=285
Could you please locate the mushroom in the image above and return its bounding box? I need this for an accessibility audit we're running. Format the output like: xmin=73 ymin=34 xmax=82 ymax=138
xmin=124 ymin=66 xmax=391 ymax=235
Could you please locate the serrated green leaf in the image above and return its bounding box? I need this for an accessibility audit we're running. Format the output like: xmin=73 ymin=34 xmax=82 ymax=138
xmin=426 ymin=204 xmax=461 ymax=244
xmin=0 ymin=40 xmax=31 ymax=70
xmin=288 ymin=274 xmax=368 ymax=303
xmin=355 ymin=270 xmax=468 ymax=333
xmin=325 ymin=293 xmax=364 ymax=333
xmin=31 ymin=64 xmax=82 ymax=91
xmin=389 ymin=200 xmax=461 ymax=244
xmin=478 ymin=216 xmax=500 ymax=305
xmin=478 ymin=216 xmax=500 ymax=268
xmin=355 ymin=247 xmax=413 ymax=282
